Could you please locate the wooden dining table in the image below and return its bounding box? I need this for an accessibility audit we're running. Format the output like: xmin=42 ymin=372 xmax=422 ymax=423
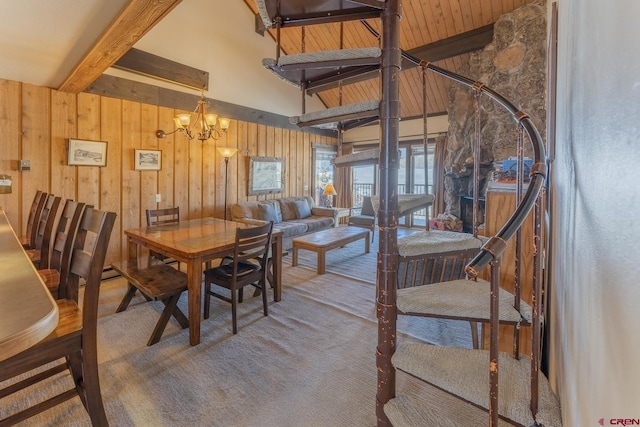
xmin=0 ymin=208 xmax=59 ymax=362
xmin=124 ymin=217 xmax=283 ymax=346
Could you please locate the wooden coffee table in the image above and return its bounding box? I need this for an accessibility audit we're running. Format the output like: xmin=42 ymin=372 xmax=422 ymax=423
xmin=291 ymin=226 xmax=370 ymax=274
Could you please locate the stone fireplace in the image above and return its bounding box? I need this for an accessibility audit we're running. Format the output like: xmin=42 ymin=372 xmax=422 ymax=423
xmin=444 ymin=0 xmax=547 ymax=220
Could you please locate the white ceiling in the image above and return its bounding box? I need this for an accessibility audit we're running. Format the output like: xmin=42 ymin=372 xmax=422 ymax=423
xmin=0 ymin=0 xmax=127 ymax=88
xmin=0 ymin=0 xmax=323 ymax=117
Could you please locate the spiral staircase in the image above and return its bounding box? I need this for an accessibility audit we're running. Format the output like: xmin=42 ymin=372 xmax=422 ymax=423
xmin=255 ymin=1 xmax=562 ymax=426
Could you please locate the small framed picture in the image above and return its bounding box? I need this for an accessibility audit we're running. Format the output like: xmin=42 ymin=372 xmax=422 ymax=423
xmin=67 ymin=139 xmax=108 ymax=167
xmin=134 ymin=149 xmax=162 ymax=171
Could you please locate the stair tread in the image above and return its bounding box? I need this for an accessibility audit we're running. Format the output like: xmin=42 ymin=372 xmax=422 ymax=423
xmin=262 ymin=48 xmax=381 ymax=89
xmin=397 ymin=229 xmax=487 ymax=257
xmin=385 ymin=394 xmax=502 ymax=427
xmin=290 ymin=100 xmax=380 ymax=129
xmin=393 ymin=343 xmax=562 ymax=427
xmin=256 ymin=0 xmax=385 ymax=29
xmin=333 ymin=148 xmax=380 ymax=167
xmin=397 ymin=278 xmax=533 ymax=324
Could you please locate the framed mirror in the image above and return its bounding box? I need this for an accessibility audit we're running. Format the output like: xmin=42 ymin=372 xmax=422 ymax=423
xmin=248 ymin=156 xmax=285 ymax=196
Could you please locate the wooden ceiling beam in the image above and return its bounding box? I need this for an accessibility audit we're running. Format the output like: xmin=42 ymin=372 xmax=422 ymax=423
xmin=57 ymin=0 xmax=183 ymax=94
xmin=113 ymin=48 xmax=209 ymax=91
xmin=403 ymin=24 xmax=494 ymax=66
xmin=86 ymin=74 xmax=336 ymax=137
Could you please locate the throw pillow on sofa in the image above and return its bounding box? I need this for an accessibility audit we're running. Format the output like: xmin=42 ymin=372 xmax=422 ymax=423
xmin=271 ymin=201 xmax=283 ymax=223
xmin=257 ymin=203 xmax=279 ymax=223
xmin=293 ymin=199 xmax=311 ymax=219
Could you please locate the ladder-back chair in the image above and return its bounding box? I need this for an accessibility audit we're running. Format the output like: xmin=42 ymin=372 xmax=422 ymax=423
xmin=20 ymin=190 xmax=47 ymax=249
xmin=37 ymin=200 xmax=86 ymax=298
xmin=25 ymin=194 xmax=61 ymax=269
xmin=146 ymin=207 xmax=180 ymax=266
xmin=0 ymin=207 xmax=116 ymax=426
xmin=203 ymin=221 xmax=274 ymax=334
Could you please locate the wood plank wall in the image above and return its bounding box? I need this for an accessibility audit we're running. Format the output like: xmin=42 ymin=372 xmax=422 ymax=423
xmin=0 ymin=78 xmax=337 ymax=267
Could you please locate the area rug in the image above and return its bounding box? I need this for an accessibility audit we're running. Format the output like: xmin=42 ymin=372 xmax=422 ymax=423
xmin=1 ymin=248 xmax=486 ymax=427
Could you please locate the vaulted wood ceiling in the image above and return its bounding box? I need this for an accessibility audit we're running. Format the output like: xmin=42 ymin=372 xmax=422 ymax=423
xmin=48 ymin=0 xmax=537 ymax=122
xmin=243 ymin=0 xmax=537 ymax=119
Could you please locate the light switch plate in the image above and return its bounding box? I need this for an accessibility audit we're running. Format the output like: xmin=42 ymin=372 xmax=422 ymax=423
xmin=155 ymin=194 xmax=161 ymax=202
xmin=19 ymin=160 xmax=30 ymax=171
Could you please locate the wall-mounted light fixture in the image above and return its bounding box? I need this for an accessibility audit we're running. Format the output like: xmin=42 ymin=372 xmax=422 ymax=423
xmin=156 ymin=94 xmax=230 ymax=141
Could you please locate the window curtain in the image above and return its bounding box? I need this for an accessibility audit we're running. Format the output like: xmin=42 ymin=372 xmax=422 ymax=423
xmin=335 ymin=145 xmax=353 ymax=208
xmin=432 ymin=135 xmax=448 ymax=216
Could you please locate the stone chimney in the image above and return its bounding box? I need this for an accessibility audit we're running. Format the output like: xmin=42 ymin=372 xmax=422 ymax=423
xmin=444 ymin=0 xmax=547 ymax=218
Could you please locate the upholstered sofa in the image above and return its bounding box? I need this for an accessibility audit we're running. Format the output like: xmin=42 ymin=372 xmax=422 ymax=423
xmin=230 ymin=196 xmax=338 ymax=251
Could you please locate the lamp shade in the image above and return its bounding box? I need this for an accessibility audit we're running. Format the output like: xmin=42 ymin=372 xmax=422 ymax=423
xmin=176 ymin=113 xmax=191 ymax=127
xmin=323 ymin=184 xmax=337 ymax=196
xmin=204 ymin=113 xmax=218 ymax=127
xmin=218 ymin=118 xmax=231 ymax=130
xmin=216 ymin=146 xmax=238 ymax=158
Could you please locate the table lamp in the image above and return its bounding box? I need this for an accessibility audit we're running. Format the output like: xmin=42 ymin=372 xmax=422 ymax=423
xmin=323 ymin=183 xmax=337 ymax=208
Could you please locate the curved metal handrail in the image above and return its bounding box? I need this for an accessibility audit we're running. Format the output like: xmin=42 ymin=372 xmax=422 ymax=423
xmin=413 ymin=58 xmax=547 ymax=277
xmin=361 ymin=22 xmax=549 ymax=276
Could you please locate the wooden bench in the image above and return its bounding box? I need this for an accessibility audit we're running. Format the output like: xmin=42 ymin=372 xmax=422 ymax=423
xmin=112 ymin=260 xmax=189 ymax=346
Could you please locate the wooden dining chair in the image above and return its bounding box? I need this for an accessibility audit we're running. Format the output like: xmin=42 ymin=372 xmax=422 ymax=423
xmin=20 ymin=190 xmax=47 ymax=249
xmin=25 ymin=194 xmax=62 ymax=269
xmin=37 ymin=200 xmax=86 ymax=298
xmin=0 ymin=207 xmax=116 ymax=426
xmin=203 ymin=221 xmax=274 ymax=334
xmin=146 ymin=206 xmax=180 ymax=227
xmin=146 ymin=207 xmax=180 ymax=267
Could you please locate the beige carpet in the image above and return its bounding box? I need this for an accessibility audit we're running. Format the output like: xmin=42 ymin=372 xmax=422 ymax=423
xmin=2 ymin=242 xmax=488 ymax=426
xmin=286 ymin=226 xmax=476 ymax=349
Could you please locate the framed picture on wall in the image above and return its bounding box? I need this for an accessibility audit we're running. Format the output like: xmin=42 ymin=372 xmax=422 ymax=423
xmin=134 ymin=149 xmax=162 ymax=171
xmin=67 ymin=139 xmax=108 ymax=167
xmin=248 ymin=156 xmax=284 ymax=196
